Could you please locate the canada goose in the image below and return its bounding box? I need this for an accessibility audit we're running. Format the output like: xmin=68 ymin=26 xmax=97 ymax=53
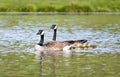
xmin=35 ymin=29 xmax=75 ymax=51
xmin=51 ymin=24 xmax=88 ymax=44
xmin=51 ymin=24 xmax=97 ymax=50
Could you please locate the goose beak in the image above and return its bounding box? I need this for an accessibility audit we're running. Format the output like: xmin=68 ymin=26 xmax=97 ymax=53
xmin=50 ymin=26 xmax=54 ymax=29
xmin=36 ymin=32 xmax=40 ymax=35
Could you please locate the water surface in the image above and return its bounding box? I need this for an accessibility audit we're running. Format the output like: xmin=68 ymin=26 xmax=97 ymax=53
xmin=0 ymin=15 xmax=120 ymax=77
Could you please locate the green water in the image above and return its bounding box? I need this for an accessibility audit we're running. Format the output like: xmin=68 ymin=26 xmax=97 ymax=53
xmin=0 ymin=52 xmax=120 ymax=77
xmin=0 ymin=15 xmax=120 ymax=77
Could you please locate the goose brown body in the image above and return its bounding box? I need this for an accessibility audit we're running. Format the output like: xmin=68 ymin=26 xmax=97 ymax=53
xmin=40 ymin=41 xmax=70 ymax=51
xmin=35 ymin=40 xmax=82 ymax=51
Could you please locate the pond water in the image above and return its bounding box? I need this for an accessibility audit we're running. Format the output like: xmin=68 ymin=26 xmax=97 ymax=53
xmin=0 ymin=15 xmax=120 ymax=77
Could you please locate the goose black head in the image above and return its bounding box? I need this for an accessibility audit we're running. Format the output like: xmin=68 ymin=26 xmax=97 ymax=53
xmin=51 ymin=24 xmax=57 ymax=30
xmin=37 ymin=30 xmax=45 ymax=35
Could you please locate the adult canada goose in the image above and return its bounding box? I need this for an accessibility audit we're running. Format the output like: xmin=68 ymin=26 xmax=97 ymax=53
xmin=51 ymin=24 xmax=97 ymax=50
xmin=51 ymin=24 xmax=88 ymax=44
xmin=35 ymin=29 xmax=75 ymax=51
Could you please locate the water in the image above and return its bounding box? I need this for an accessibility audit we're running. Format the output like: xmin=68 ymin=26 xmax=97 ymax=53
xmin=0 ymin=15 xmax=120 ymax=77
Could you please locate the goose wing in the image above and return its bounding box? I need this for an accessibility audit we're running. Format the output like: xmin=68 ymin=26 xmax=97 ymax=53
xmin=63 ymin=39 xmax=87 ymax=44
xmin=43 ymin=41 xmax=66 ymax=47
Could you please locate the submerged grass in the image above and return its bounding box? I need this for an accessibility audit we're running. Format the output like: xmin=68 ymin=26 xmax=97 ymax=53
xmin=0 ymin=0 xmax=120 ymax=12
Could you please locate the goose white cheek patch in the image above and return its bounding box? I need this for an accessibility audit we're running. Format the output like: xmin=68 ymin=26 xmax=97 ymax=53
xmin=54 ymin=26 xmax=57 ymax=29
xmin=41 ymin=31 xmax=45 ymax=35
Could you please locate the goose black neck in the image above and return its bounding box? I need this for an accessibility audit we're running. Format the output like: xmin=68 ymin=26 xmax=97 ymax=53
xmin=38 ymin=35 xmax=44 ymax=46
xmin=53 ymin=29 xmax=57 ymax=41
